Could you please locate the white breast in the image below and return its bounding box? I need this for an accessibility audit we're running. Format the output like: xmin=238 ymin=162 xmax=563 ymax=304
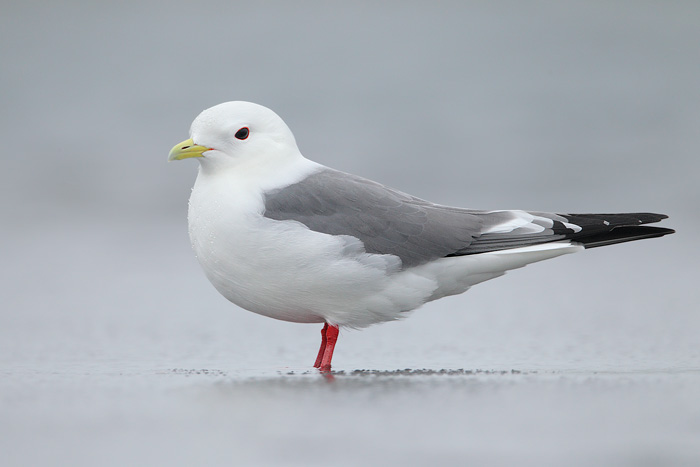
xmin=186 ymin=158 xmax=441 ymax=327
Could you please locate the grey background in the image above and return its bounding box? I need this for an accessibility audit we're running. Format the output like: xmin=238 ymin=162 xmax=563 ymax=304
xmin=1 ymin=1 xmax=698 ymax=466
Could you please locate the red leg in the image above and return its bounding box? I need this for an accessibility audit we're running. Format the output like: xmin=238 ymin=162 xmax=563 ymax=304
xmin=313 ymin=323 xmax=329 ymax=368
xmin=319 ymin=325 xmax=339 ymax=372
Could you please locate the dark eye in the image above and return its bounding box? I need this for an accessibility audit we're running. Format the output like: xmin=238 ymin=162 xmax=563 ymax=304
xmin=235 ymin=127 xmax=249 ymax=140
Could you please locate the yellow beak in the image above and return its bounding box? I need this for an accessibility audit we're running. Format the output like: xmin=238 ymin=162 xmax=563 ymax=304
xmin=168 ymin=138 xmax=211 ymax=161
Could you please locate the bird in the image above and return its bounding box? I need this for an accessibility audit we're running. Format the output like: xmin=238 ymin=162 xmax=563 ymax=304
xmin=168 ymin=101 xmax=674 ymax=372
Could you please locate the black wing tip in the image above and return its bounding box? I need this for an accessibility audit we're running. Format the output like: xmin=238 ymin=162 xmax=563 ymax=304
xmin=579 ymin=226 xmax=675 ymax=249
xmin=625 ymin=212 xmax=669 ymax=223
xmin=560 ymin=212 xmax=670 ymax=226
xmin=633 ymin=212 xmax=669 ymax=223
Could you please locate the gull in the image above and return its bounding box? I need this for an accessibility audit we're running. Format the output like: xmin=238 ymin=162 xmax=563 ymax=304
xmin=168 ymin=101 xmax=674 ymax=372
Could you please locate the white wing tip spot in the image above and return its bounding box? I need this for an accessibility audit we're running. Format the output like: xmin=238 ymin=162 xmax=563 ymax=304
xmin=562 ymin=221 xmax=582 ymax=233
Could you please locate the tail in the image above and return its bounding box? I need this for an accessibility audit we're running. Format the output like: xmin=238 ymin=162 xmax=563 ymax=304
xmin=460 ymin=211 xmax=674 ymax=256
xmin=560 ymin=212 xmax=675 ymax=249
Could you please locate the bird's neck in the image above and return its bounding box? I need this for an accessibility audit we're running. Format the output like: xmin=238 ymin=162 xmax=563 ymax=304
xmin=195 ymin=153 xmax=324 ymax=198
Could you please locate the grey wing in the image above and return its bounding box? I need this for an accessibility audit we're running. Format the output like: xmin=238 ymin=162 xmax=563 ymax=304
xmin=263 ymin=168 xmax=673 ymax=268
xmin=263 ymin=169 xmax=484 ymax=268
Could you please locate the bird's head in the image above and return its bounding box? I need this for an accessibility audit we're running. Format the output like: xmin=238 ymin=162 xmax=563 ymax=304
xmin=168 ymin=101 xmax=301 ymax=172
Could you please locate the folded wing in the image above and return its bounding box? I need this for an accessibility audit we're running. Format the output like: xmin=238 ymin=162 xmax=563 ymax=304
xmin=263 ymin=168 xmax=673 ymax=268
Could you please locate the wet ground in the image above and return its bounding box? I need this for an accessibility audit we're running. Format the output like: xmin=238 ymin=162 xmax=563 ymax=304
xmin=3 ymin=361 xmax=699 ymax=466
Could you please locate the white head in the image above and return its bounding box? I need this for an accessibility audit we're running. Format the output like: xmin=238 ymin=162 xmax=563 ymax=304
xmin=168 ymin=101 xmax=302 ymax=172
